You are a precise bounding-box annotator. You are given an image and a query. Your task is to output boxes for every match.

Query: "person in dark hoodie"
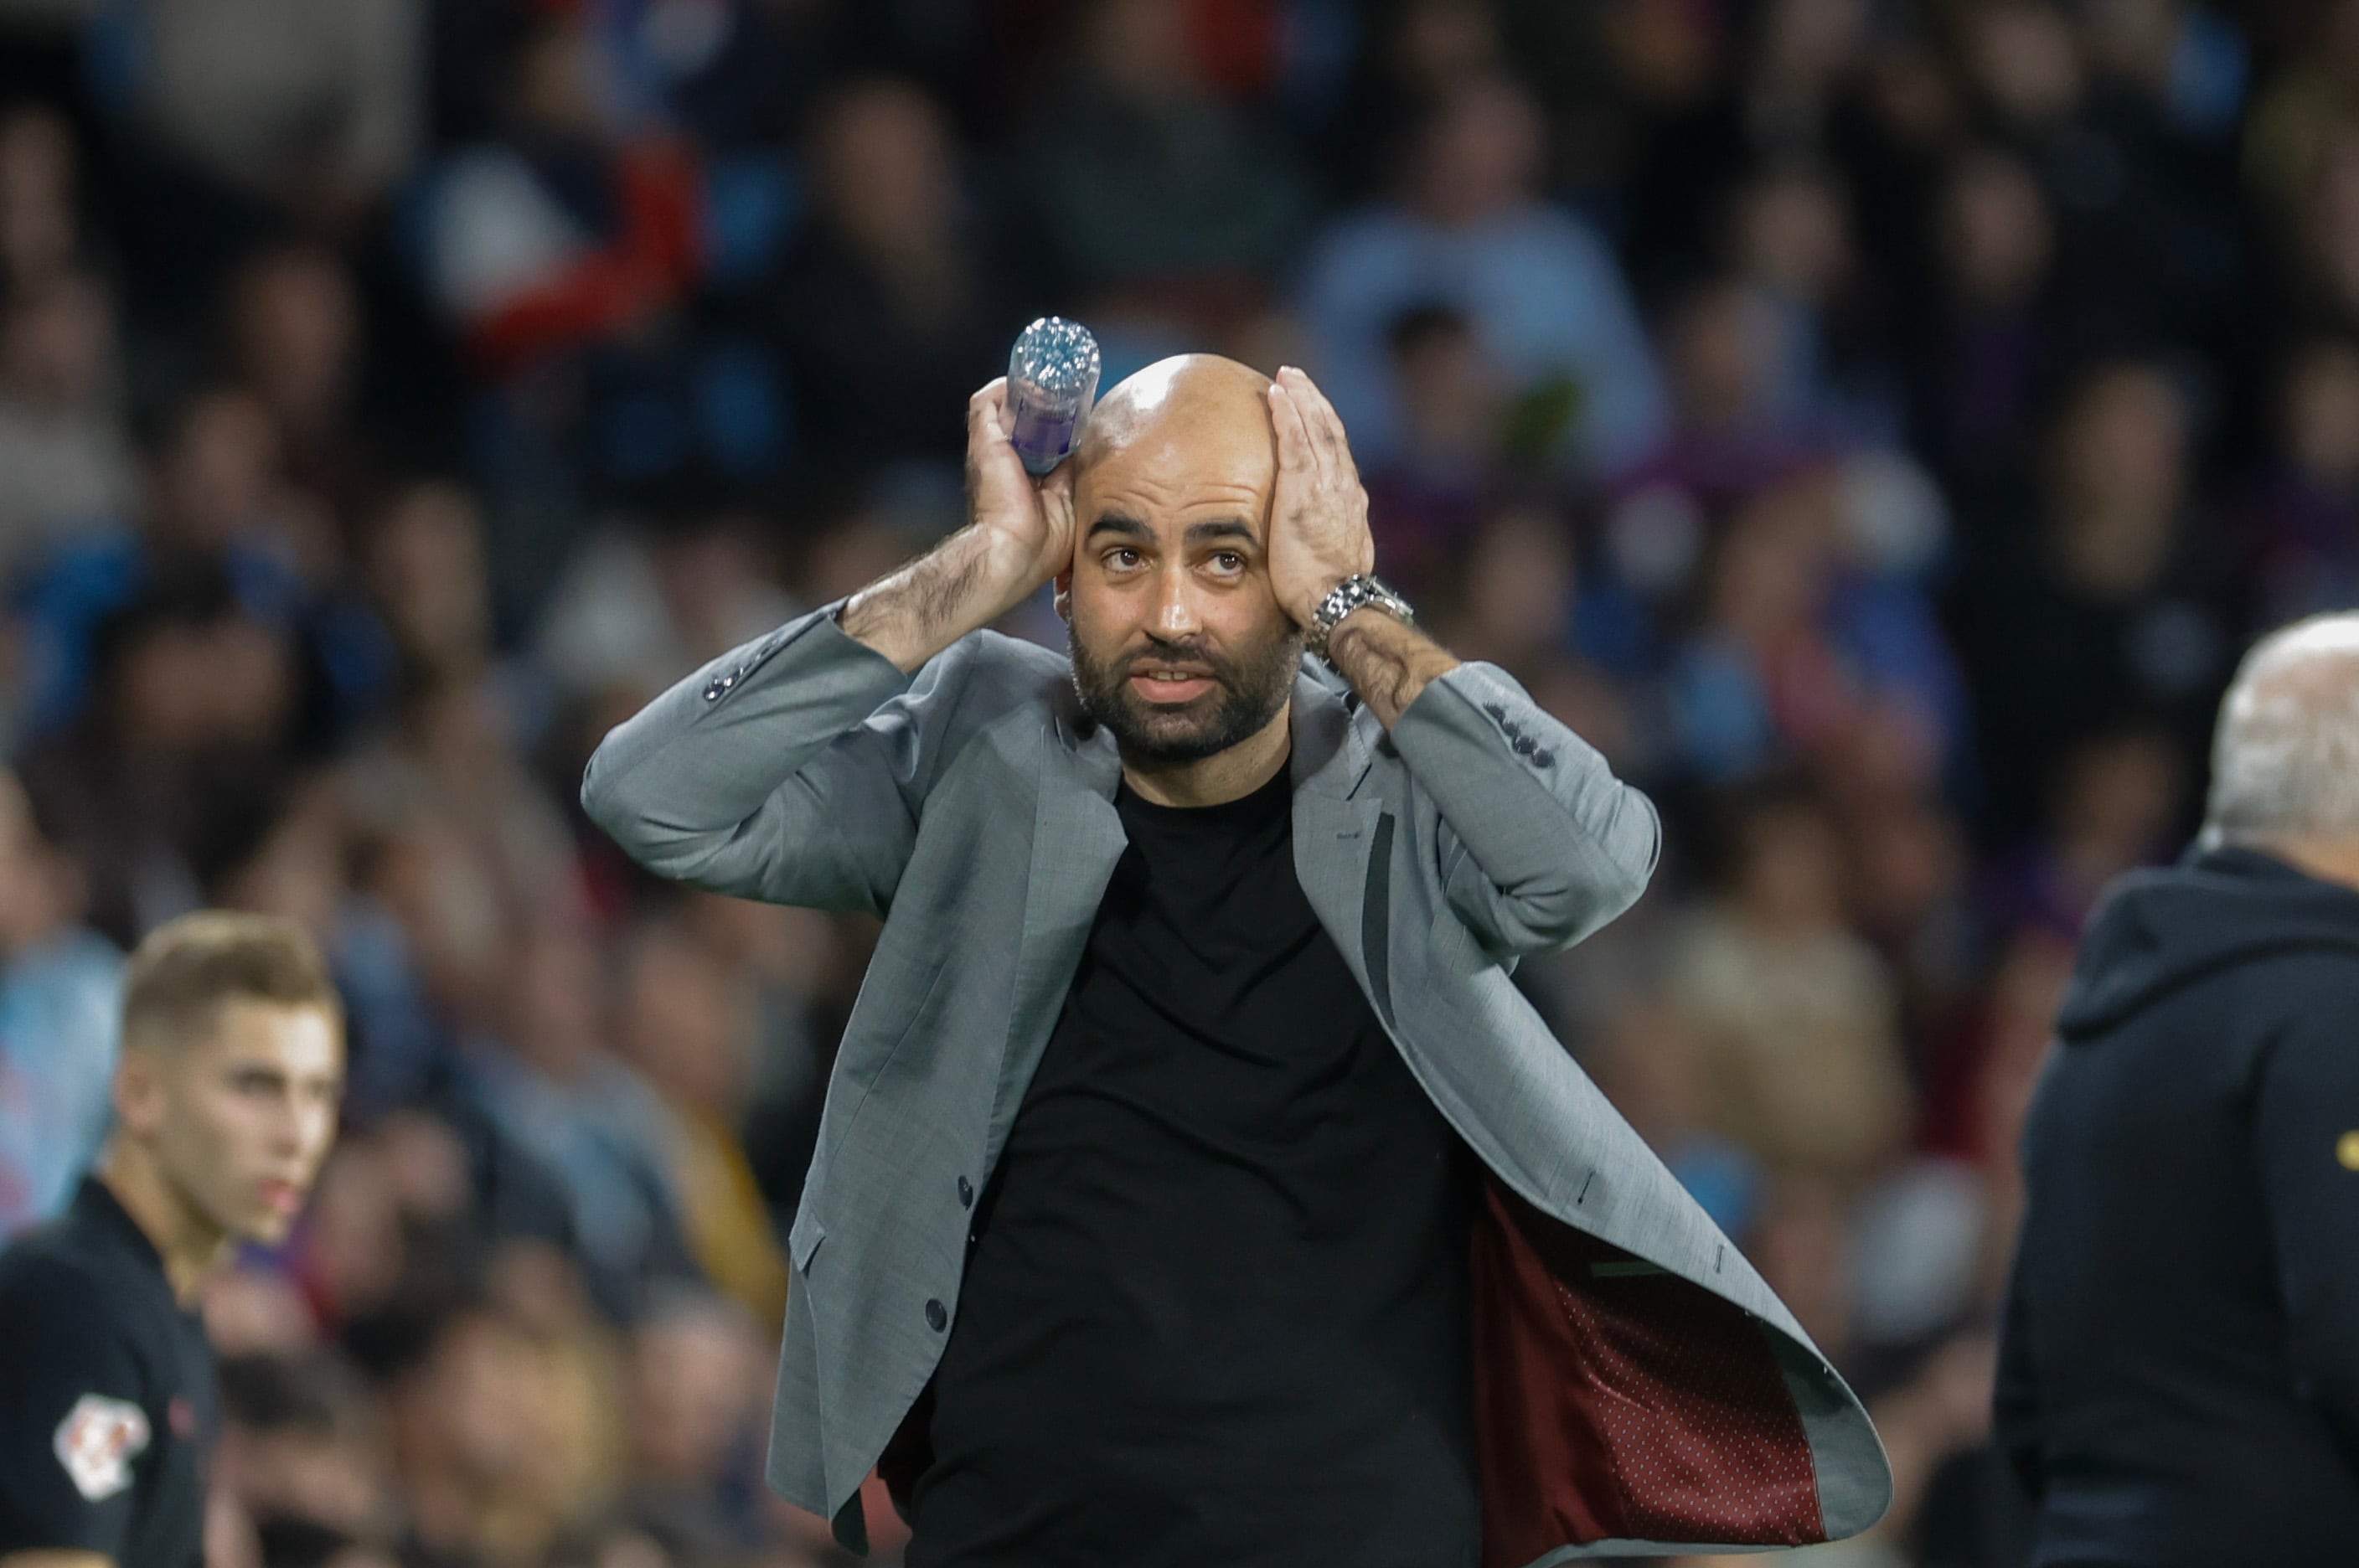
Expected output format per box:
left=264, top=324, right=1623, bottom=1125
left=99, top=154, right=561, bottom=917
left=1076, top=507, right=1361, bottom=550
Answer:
left=1997, top=611, right=2359, bottom=1565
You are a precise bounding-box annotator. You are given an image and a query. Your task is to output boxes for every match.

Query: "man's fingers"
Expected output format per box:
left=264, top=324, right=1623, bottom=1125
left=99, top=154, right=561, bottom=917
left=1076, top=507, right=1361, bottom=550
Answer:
left=1283, top=367, right=1355, bottom=481
left=1056, top=465, right=1090, bottom=580
left=1277, top=367, right=1342, bottom=485
left=968, top=378, right=1010, bottom=443
left=1272, top=375, right=1332, bottom=490
left=1269, top=381, right=1319, bottom=490
left=1285, top=364, right=1340, bottom=424
left=1041, top=459, right=1076, bottom=513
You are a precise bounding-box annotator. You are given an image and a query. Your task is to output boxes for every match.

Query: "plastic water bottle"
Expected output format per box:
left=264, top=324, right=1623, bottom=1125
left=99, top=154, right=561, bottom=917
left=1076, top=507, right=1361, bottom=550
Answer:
left=1005, top=317, right=1101, bottom=475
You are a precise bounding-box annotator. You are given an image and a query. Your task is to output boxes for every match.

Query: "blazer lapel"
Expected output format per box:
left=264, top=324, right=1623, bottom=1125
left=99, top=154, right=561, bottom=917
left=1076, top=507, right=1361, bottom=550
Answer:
left=982, top=708, right=1127, bottom=1173
left=1289, top=675, right=1390, bottom=1020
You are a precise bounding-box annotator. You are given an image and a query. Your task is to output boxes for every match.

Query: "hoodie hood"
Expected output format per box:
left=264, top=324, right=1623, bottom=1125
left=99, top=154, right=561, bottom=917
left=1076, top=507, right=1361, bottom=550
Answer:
left=2054, top=846, right=2359, bottom=1041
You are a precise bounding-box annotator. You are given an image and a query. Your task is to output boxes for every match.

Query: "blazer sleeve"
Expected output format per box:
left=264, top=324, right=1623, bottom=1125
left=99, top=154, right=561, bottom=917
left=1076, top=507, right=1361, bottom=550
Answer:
left=1385, top=661, right=1660, bottom=958
left=580, top=603, right=1014, bottom=915
left=2255, top=999, right=2359, bottom=1467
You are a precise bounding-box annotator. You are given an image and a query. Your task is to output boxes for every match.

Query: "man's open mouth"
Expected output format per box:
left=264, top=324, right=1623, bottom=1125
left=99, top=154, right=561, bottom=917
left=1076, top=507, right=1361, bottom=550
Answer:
left=1128, top=667, right=1218, bottom=703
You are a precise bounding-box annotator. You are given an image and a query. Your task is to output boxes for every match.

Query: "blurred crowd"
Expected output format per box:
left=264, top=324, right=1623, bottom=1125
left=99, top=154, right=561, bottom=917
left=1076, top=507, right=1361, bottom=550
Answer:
left=0, top=0, right=2346, bottom=1562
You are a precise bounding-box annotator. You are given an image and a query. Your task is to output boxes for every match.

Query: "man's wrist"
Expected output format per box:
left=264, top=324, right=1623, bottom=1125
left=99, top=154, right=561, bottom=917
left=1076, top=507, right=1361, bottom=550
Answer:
left=1323, top=607, right=1458, bottom=729
left=842, top=528, right=1041, bottom=672
left=1304, top=573, right=1413, bottom=657
left=1332, top=601, right=1403, bottom=642
left=1288, top=574, right=1350, bottom=632
left=972, top=527, right=1059, bottom=612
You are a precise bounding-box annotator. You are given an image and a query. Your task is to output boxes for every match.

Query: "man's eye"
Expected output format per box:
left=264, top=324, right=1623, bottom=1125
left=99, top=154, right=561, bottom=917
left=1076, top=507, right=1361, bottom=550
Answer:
left=1107, top=548, right=1141, bottom=569
left=1212, top=552, right=1245, bottom=572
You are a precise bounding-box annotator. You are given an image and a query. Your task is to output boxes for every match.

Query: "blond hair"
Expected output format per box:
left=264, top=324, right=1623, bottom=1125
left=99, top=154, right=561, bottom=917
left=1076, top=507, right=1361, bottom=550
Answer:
left=121, top=910, right=341, bottom=1050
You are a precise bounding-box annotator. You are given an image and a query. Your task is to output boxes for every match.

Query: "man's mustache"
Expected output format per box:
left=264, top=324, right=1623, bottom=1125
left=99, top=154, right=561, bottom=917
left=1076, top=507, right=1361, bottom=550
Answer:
left=1117, top=638, right=1230, bottom=683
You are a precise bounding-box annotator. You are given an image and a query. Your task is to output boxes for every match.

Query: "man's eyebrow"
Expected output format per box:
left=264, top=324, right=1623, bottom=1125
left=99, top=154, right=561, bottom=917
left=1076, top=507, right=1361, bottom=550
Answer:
left=1081, top=515, right=1259, bottom=547
left=1185, top=518, right=1258, bottom=547
left=1084, top=513, right=1150, bottom=542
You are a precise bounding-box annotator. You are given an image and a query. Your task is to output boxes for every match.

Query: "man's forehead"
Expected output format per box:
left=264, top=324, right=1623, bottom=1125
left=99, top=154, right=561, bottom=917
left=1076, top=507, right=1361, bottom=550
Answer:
left=1075, top=359, right=1276, bottom=524
left=198, top=998, right=347, bottom=1068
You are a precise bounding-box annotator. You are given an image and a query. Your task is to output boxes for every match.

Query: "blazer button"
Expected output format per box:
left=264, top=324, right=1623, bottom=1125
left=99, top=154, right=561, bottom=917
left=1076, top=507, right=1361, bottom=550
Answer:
left=925, top=1298, right=948, bottom=1331
left=957, top=1175, right=973, bottom=1208
left=702, top=678, right=727, bottom=701
left=1512, top=734, right=1536, bottom=756
left=1533, top=749, right=1555, bottom=767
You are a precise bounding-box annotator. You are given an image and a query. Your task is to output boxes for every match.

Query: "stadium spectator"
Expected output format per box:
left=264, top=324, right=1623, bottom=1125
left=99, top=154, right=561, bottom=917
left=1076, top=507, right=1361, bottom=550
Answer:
left=0, top=271, right=132, bottom=574
left=2243, top=336, right=2359, bottom=625
left=770, top=78, right=1022, bottom=472
left=1949, top=360, right=2237, bottom=846
left=614, top=920, right=786, bottom=1328
left=1300, top=74, right=1668, bottom=473
left=1020, top=0, right=1309, bottom=324
left=1669, top=780, right=1912, bottom=1185
left=0, top=105, right=85, bottom=293
left=0, top=761, right=120, bottom=1235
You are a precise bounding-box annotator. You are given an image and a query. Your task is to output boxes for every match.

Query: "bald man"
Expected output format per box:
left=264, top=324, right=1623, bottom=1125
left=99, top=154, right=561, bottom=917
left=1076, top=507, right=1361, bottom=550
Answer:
left=584, top=361, right=1889, bottom=1564
left=1998, top=613, right=2359, bottom=1565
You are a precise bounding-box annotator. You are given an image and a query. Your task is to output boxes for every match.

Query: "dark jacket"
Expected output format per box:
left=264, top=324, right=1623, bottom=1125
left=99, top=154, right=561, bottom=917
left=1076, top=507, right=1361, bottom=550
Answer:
left=1997, top=845, right=2359, bottom=1565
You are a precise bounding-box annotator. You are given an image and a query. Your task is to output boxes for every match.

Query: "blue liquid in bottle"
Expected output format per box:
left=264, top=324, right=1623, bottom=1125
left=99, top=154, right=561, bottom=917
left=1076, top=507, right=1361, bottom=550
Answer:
left=1006, top=317, right=1102, bottom=475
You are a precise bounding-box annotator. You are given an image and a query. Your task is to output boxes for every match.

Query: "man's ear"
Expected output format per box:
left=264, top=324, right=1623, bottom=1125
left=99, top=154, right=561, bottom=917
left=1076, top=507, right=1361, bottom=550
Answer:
left=1052, top=570, right=1072, bottom=623
left=112, top=1044, right=166, bottom=1140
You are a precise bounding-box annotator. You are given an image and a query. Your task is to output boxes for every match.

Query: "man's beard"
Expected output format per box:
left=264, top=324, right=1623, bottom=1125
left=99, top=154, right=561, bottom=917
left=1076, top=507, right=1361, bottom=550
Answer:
left=1068, top=619, right=1302, bottom=762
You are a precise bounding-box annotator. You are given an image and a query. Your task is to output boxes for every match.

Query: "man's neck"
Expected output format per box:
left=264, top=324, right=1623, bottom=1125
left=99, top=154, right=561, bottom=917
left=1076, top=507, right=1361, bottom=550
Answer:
left=1120, top=708, right=1292, bottom=808
left=97, top=1148, right=230, bottom=1306
left=2253, top=834, right=2359, bottom=895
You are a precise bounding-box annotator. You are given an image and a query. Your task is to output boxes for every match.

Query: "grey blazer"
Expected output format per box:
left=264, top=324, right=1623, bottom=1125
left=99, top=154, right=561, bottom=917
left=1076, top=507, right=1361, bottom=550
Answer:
left=581, top=604, right=1892, bottom=1561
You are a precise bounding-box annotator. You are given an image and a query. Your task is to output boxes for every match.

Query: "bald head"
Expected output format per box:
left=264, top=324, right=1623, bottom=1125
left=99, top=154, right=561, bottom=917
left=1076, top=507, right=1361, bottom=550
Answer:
left=1074, top=353, right=1275, bottom=482
left=2205, top=614, right=2359, bottom=854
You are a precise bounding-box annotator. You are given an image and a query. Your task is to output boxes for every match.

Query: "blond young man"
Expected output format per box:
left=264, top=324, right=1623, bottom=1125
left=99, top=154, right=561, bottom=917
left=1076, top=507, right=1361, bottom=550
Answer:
left=0, top=912, right=343, bottom=1568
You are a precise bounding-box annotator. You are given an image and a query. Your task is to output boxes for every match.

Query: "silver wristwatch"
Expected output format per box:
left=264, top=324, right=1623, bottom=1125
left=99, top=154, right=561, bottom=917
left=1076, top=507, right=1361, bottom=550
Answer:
left=1307, top=573, right=1415, bottom=658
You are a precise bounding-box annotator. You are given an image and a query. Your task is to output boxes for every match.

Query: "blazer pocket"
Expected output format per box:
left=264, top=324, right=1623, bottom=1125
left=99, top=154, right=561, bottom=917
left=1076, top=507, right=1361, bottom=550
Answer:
left=788, top=1204, right=827, bottom=1273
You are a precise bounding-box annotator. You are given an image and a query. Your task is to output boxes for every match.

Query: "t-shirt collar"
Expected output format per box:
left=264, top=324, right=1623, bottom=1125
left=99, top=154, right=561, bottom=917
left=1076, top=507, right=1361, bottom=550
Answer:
left=71, top=1173, right=170, bottom=1282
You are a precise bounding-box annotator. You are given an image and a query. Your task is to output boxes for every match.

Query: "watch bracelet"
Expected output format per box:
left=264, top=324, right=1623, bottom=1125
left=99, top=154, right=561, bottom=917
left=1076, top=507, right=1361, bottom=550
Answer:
left=1309, top=574, right=1413, bottom=657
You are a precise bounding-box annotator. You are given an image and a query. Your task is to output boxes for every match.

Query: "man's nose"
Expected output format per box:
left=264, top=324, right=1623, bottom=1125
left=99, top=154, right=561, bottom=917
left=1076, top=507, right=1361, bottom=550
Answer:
left=264, top=1098, right=307, bottom=1158
left=1153, top=566, right=1202, bottom=639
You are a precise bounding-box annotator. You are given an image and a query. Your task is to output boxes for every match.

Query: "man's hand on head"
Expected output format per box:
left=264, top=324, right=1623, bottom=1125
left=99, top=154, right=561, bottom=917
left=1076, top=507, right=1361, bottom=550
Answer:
left=1265, top=367, right=1376, bottom=628
left=964, top=377, right=1079, bottom=591
left=841, top=378, right=1077, bottom=673
left=1265, top=366, right=1459, bottom=726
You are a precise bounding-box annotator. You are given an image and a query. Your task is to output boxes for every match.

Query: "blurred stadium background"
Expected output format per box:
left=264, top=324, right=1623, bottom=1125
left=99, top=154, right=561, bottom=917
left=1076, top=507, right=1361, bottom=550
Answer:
left=0, top=0, right=2339, bottom=1561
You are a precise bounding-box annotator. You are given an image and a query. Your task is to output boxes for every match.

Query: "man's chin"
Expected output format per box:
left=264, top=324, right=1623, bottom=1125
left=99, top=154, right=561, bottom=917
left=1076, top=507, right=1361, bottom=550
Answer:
left=236, top=1212, right=295, bottom=1246
left=222, top=1197, right=302, bottom=1247
left=1107, top=701, right=1234, bottom=761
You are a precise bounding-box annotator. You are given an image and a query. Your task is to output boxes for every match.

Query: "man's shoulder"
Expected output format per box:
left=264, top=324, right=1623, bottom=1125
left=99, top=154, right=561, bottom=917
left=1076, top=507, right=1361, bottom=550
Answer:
left=955, top=628, right=1071, bottom=683
left=2246, top=945, right=2359, bottom=1035
left=0, top=1228, right=121, bottom=1334
left=924, top=629, right=1071, bottom=720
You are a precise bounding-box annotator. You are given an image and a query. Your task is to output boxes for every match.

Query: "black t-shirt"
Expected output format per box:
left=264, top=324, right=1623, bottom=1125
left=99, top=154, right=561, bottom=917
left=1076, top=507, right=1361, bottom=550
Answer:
left=0, top=1178, right=219, bottom=1568
left=909, top=765, right=1480, bottom=1567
